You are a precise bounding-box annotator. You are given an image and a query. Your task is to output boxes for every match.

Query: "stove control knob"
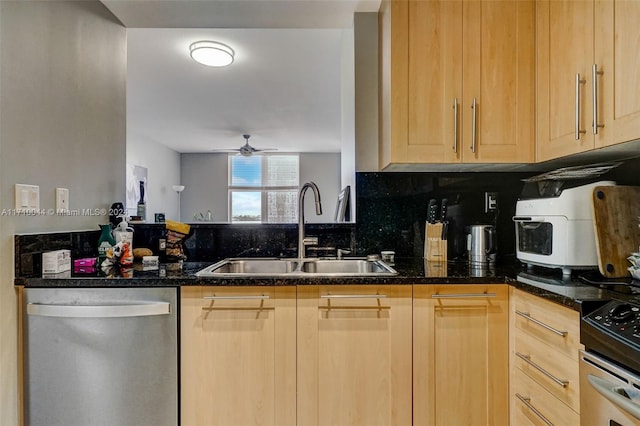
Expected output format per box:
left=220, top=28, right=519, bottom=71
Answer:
left=609, top=303, right=635, bottom=322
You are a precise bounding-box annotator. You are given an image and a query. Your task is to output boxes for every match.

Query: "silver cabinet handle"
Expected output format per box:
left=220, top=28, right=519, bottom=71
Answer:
left=592, top=64, right=604, bottom=135
left=515, top=394, right=554, bottom=426
left=432, top=293, right=496, bottom=299
left=575, top=73, right=586, bottom=140
left=588, top=374, right=640, bottom=420
left=453, top=97, right=459, bottom=153
left=515, top=352, right=569, bottom=387
left=27, top=302, right=170, bottom=318
left=470, top=97, right=477, bottom=153
left=203, top=295, right=270, bottom=300
left=321, top=294, right=387, bottom=299
left=515, top=310, right=568, bottom=337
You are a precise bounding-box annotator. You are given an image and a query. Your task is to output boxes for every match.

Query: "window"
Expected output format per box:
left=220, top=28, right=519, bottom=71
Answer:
left=229, top=154, right=299, bottom=223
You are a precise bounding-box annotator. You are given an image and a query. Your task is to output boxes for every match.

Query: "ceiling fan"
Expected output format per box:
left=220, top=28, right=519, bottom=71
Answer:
left=211, top=134, right=277, bottom=157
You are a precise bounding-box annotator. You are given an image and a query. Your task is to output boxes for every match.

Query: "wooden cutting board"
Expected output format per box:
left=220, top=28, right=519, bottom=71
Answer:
left=592, top=186, right=640, bottom=277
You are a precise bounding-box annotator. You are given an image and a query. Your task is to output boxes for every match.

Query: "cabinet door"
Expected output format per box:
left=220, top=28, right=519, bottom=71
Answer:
left=536, top=0, right=595, bottom=161
left=181, top=286, right=296, bottom=426
left=407, top=0, right=463, bottom=163
left=413, top=284, right=509, bottom=426
left=463, top=0, right=535, bottom=163
left=297, top=285, right=413, bottom=426
left=595, top=0, right=640, bottom=148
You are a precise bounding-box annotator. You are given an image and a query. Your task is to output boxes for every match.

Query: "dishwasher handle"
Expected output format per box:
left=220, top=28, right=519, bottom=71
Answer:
left=27, top=302, right=171, bottom=318
left=587, top=374, right=640, bottom=420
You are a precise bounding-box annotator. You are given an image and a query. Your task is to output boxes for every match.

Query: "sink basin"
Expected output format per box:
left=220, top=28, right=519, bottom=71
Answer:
left=195, top=257, right=398, bottom=277
left=300, top=259, right=395, bottom=274
left=196, top=258, right=297, bottom=276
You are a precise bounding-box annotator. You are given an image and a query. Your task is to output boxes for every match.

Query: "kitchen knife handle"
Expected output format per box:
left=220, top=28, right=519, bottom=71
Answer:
left=440, top=199, right=448, bottom=222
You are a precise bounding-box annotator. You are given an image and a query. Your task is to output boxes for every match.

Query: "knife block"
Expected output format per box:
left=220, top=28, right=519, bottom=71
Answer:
left=424, top=223, right=447, bottom=262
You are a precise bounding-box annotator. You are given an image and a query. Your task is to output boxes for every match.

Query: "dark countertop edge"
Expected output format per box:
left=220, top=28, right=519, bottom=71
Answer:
left=14, top=274, right=512, bottom=288
left=15, top=273, right=594, bottom=312
left=510, top=278, right=584, bottom=311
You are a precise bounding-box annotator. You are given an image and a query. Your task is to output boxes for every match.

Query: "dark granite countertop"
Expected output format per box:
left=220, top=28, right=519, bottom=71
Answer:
left=16, top=258, right=640, bottom=311
left=14, top=257, right=520, bottom=287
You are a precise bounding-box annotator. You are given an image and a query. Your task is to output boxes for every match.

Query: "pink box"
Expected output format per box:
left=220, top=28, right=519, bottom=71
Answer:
left=74, top=257, right=97, bottom=267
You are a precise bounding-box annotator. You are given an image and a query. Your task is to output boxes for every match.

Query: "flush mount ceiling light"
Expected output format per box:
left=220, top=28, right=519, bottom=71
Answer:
left=189, top=41, right=235, bottom=67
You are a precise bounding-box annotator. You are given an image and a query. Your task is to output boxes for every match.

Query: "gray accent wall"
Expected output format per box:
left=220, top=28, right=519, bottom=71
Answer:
left=180, top=153, right=341, bottom=223
left=0, top=2, right=126, bottom=422
left=354, top=12, right=379, bottom=173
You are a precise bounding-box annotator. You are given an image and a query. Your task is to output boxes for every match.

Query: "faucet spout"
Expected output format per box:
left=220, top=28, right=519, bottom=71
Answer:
left=298, top=181, right=322, bottom=260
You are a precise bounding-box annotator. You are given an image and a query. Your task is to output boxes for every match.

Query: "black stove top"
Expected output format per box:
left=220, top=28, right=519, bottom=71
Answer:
left=581, top=298, right=640, bottom=375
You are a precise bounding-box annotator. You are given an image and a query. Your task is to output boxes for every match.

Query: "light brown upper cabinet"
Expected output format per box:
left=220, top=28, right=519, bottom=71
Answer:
left=537, top=0, right=640, bottom=162
left=380, top=0, right=535, bottom=169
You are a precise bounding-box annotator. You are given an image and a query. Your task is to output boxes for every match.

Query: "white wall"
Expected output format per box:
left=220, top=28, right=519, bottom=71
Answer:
left=180, top=153, right=341, bottom=223
left=0, top=2, right=126, bottom=422
left=126, top=137, right=181, bottom=221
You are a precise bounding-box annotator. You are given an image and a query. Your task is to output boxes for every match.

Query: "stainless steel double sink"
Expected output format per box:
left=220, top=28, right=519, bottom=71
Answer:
left=195, top=257, right=398, bottom=277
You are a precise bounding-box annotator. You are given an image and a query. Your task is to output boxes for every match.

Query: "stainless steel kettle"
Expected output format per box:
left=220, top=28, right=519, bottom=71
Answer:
left=466, top=225, right=497, bottom=264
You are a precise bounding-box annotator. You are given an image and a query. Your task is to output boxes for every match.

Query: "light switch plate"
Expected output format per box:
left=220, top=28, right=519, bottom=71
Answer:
left=56, top=188, right=69, bottom=211
left=15, top=184, right=39, bottom=210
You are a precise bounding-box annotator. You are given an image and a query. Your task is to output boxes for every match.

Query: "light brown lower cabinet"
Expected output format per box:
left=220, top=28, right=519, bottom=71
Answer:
left=413, top=284, right=510, bottom=426
left=296, top=285, right=413, bottom=426
left=180, top=286, right=297, bottom=426
left=509, top=288, right=582, bottom=426
left=181, top=284, right=513, bottom=426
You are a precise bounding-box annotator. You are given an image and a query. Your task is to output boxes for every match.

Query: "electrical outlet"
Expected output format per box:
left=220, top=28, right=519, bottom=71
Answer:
left=15, top=184, right=39, bottom=210
left=56, top=188, right=69, bottom=211
left=485, top=192, right=498, bottom=212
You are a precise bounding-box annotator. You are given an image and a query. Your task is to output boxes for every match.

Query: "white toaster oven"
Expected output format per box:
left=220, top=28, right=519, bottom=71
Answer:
left=513, top=180, right=615, bottom=275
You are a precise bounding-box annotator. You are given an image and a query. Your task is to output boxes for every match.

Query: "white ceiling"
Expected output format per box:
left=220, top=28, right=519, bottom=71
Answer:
left=101, top=0, right=381, bottom=154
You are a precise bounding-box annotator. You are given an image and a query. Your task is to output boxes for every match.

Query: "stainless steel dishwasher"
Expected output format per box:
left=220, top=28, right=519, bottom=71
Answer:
left=23, top=287, right=178, bottom=426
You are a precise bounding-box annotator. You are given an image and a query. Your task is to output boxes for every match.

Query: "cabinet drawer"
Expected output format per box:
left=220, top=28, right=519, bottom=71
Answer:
left=514, top=333, right=580, bottom=412
left=513, top=290, right=581, bottom=358
left=512, top=368, right=580, bottom=426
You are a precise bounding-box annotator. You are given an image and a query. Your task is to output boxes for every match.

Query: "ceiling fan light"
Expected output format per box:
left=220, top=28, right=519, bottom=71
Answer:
left=189, top=41, right=234, bottom=67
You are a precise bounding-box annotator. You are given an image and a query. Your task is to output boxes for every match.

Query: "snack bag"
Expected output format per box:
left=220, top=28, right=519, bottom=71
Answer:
left=165, top=220, right=191, bottom=262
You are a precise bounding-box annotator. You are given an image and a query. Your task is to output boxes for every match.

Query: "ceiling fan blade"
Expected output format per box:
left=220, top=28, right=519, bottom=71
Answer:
left=210, top=148, right=241, bottom=153
left=209, top=134, right=279, bottom=156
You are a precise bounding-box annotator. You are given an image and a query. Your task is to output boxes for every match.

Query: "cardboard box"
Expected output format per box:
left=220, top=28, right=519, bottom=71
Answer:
left=42, top=249, right=71, bottom=274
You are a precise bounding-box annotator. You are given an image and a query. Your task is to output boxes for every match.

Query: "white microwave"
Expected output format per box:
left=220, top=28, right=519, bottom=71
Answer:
left=513, top=181, right=615, bottom=276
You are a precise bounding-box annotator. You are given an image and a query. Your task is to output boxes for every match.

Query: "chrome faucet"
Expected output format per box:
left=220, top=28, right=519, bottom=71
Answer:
left=298, top=181, right=322, bottom=260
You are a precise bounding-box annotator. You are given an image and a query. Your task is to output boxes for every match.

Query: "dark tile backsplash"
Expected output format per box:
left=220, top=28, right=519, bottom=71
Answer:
left=15, top=157, right=640, bottom=277
left=355, top=172, right=534, bottom=260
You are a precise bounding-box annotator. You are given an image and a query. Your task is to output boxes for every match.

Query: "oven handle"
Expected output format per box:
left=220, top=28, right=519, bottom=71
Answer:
left=587, top=374, right=640, bottom=420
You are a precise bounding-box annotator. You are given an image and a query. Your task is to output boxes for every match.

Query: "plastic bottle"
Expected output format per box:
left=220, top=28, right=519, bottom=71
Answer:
left=98, top=224, right=116, bottom=263
left=113, top=218, right=134, bottom=266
